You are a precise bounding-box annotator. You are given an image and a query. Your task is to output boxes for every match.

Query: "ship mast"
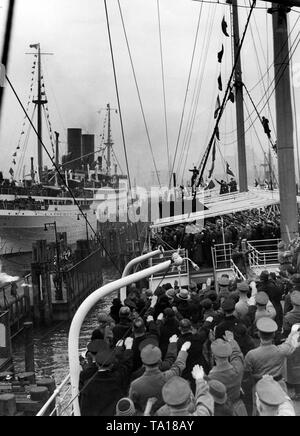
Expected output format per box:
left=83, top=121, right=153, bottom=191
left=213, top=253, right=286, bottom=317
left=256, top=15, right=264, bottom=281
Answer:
left=230, top=0, right=248, bottom=193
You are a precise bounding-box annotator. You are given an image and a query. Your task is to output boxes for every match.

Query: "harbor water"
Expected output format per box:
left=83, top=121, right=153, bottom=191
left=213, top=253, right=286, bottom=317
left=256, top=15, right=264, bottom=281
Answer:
left=10, top=264, right=120, bottom=387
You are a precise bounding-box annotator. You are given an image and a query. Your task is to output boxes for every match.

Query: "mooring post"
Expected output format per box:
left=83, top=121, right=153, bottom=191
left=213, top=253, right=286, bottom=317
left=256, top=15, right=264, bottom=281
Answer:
left=24, top=322, right=35, bottom=374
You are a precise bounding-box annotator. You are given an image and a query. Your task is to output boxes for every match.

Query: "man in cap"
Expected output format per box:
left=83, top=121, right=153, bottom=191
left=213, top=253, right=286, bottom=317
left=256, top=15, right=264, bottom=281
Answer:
left=257, top=270, right=283, bottom=332
left=177, top=318, right=213, bottom=389
left=79, top=339, right=109, bottom=392
left=208, top=331, right=247, bottom=415
left=218, top=276, right=230, bottom=302
left=244, top=317, right=300, bottom=404
left=129, top=338, right=191, bottom=413
left=91, top=311, right=114, bottom=346
left=160, top=365, right=214, bottom=416
left=234, top=281, right=250, bottom=321
left=283, top=291, right=300, bottom=400
left=208, top=380, right=234, bottom=416
left=79, top=337, right=134, bottom=416
left=112, top=306, right=132, bottom=346
left=255, top=375, right=295, bottom=416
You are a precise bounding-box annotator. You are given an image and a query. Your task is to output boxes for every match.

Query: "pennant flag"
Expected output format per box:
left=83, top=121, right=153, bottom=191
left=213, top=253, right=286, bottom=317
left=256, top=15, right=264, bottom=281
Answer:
left=221, top=16, right=229, bottom=37
left=13, top=160, right=16, bottom=165
left=30, top=43, right=39, bottom=49
left=9, top=168, right=14, bottom=176
left=17, top=146, right=20, bottom=150
left=218, top=44, right=224, bottom=63
left=216, top=126, right=220, bottom=141
left=218, top=74, right=223, bottom=92
left=208, top=140, right=216, bottom=179
left=13, top=152, right=17, bottom=157
left=226, top=162, right=235, bottom=177
left=214, top=96, right=221, bottom=119
left=229, top=88, right=235, bottom=103
left=205, top=179, right=216, bottom=191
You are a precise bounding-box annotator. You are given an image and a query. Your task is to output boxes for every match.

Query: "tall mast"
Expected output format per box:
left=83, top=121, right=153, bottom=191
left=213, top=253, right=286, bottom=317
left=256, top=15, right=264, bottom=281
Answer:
left=105, top=103, right=113, bottom=176
left=230, top=0, right=248, bottom=192
left=31, top=43, right=48, bottom=182
left=269, top=4, right=298, bottom=241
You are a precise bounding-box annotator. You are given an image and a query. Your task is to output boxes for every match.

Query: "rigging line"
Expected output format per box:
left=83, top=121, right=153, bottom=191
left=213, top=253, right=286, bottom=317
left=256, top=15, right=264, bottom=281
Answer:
left=42, top=105, right=55, bottom=158
left=16, top=106, right=37, bottom=179
left=197, top=0, right=257, bottom=188
left=117, top=0, right=161, bottom=189
left=157, top=0, right=170, bottom=181
left=224, top=13, right=300, bottom=136
left=111, top=148, right=124, bottom=175
left=244, top=97, right=278, bottom=186
left=168, top=5, right=203, bottom=189
left=243, top=83, right=277, bottom=154
left=223, top=26, right=300, bottom=147
left=0, top=0, right=16, bottom=119
left=179, top=1, right=217, bottom=182
left=291, top=55, right=300, bottom=185
left=104, top=0, right=140, bottom=249
left=248, top=4, right=276, bottom=135
left=175, top=0, right=207, bottom=176
left=6, top=75, right=123, bottom=275
left=59, top=264, right=172, bottom=415
left=103, top=0, right=133, bottom=196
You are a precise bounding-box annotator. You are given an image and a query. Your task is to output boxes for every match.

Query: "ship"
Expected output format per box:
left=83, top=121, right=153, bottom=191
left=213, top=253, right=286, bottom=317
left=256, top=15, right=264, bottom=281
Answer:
left=0, top=43, right=128, bottom=255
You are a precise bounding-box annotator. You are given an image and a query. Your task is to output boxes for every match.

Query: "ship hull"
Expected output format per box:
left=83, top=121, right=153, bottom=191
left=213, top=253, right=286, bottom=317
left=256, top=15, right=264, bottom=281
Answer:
left=0, top=210, right=97, bottom=254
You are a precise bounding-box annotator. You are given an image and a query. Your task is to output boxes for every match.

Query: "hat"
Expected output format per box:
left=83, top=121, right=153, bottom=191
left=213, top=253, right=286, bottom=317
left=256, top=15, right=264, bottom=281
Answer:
left=255, top=292, right=269, bottom=306
left=260, top=271, right=269, bottom=281
left=200, top=298, right=213, bottom=310
left=211, top=339, right=232, bottom=357
left=221, top=298, right=236, bottom=312
left=97, top=312, right=110, bottom=323
left=119, top=306, right=131, bottom=317
left=208, top=380, right=227, bottom=405
left=139, top=336, right=159, bottom=352
left=87, top=339, right=108, bottom=354
left=179, top=319, right=192, bottom=331
left=291, top=274, right=300, bottom=285
left=177, top=289, right=191, bottom=301
left=237, top=281, right=250, bottom=293
left=116, top=398, right=136, bottom=416
left=164, top=308, right=175, bottom=318
left=145, top=289, right=153, bottom=297
left=218, top=277, right=230, bottom=287
left=124, top=298, right=137, bottom=310
left=95, top=348, right=115, bottom=366
left=256, top=317, right=278, bottom=333
left=162, top=376, right=191, bottom=406
left=166, top=289, right=176, bottom=300
left=133, top=318, right=146, bottom=334
left=291, top=291, right=300, bottom=306
left=189, top=282, right=197, bottom=290
left=140, top=344, right=162, bottom=365
left=256, top=377, right=287, bottom=406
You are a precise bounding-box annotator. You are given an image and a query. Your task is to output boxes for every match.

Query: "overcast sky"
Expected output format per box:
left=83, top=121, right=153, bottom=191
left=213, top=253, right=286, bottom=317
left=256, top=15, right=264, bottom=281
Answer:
left=0, top=0, right=300, bottom=187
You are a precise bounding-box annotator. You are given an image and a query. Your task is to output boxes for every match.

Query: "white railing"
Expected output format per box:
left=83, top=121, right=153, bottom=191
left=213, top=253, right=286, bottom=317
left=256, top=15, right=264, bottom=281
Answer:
left=230, top=259, right=246, bottom=281
left=247, top=240, right=279, bottom=268
left=36, top=374, right=71, bottom=417
left=212, top=243, right=233, bottom=271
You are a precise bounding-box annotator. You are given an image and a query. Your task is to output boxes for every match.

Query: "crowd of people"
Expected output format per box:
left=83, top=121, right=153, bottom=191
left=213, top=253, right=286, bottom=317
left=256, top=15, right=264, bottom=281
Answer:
left=152, top=208, right=281, bottom=268
left=78, top=268, right=300, bottom=416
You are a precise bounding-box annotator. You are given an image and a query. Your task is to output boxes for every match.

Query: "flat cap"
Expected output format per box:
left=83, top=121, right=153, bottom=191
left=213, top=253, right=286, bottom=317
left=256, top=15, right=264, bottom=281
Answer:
left=208, top=380, right=227, bottom=405
left=97, top=312, right=110, bottom=323
left=162, top=376, right=191, bottom=406
left=256, top=317, right=278, bottom=333
left=95, top=348, right=115, bottom=366
left=221, top=298, right=236, bottom=312
left=255, top=292, right=269, bottom=306
left=179, top=319, right=192, bottom=331
left=256, top=377, right=287, bottom=406
left=211, top=339, right=232, bottom=357
left=140, top=344, right=162, bottom=365
left=119, top=306, right=131, bottom=317
left=260, top=270, right=269, bottom=281
left=218, top=277, right=230, bottom=287
left=291, top=291, right=300, bottom=306
left=87, top=339, right=108, bottom=354
left=139, top=336, right=159, bottom=352
left=237, top=281, right=250, bottom=293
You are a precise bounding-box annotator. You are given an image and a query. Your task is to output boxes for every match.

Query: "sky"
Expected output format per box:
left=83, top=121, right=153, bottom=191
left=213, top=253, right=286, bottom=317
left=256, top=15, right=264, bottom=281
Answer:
left=0, top=0, right=300, bottom=187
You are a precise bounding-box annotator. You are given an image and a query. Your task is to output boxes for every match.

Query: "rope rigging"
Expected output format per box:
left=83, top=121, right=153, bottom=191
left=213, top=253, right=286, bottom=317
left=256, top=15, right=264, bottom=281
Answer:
left=195, top=0, right=257, bottom=191
left=168, top=5, right=203, bottom=189
left=116, top=0, right=161, bottom=189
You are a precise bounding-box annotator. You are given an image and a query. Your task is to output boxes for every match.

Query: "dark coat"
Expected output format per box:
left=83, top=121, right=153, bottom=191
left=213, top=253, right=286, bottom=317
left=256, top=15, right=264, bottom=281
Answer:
left=112, top=317, right=132, bottom=346
left=79, top=350, right=133, bottom=416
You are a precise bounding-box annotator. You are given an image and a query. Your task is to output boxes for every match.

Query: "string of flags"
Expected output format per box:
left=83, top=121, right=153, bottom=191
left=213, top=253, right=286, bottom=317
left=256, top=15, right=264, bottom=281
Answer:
left=11, top=59, right=38, bottom=178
